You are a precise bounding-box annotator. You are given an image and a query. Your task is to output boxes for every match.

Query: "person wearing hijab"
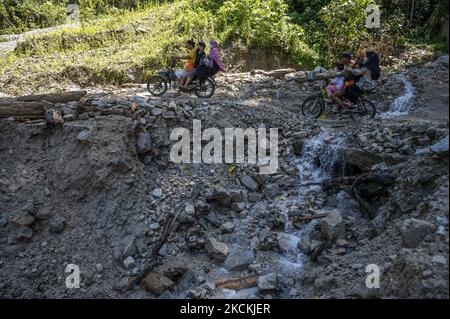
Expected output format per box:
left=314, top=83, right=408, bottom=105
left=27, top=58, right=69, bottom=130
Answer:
left=208, top=40, right=224, bottom=75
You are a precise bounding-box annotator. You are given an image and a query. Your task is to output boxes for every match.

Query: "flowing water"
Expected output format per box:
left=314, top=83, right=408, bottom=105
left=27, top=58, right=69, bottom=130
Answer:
left=276, top=131, right=346, bottom=276
left=382, top=74, right=415, bottom=117
left=164, top=130, right=349, bottom=299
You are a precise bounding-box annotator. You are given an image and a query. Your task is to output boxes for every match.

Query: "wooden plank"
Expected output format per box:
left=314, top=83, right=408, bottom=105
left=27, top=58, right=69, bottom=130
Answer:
left=215, top=275, right=258, bottom=290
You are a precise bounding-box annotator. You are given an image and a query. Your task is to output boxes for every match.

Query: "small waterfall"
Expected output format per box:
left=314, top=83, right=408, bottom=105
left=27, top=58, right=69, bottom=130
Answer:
left=298, top=131, right=346, bottom=188
left=277, top=131, right=346, bottom=275
left=382, top=74, right=415, bottom=117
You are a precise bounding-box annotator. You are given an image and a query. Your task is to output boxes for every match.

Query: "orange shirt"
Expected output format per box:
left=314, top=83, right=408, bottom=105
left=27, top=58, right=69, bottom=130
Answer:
left=184, top=49, right=196, bottom=71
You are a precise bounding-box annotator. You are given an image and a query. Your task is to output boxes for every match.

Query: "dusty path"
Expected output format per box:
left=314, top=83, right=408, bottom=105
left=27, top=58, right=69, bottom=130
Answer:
left=0, top=23, right=79, bottom=57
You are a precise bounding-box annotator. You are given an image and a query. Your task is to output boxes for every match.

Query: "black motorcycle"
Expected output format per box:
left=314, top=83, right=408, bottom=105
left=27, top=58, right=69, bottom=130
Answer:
left=146, top=60, right=215, bottom=98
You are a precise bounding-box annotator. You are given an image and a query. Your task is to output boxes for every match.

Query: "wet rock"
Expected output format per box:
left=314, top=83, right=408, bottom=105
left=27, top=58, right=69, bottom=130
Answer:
left=205, top=238, right=229, bottom=262
left=11, top=211, right=35, bottom=226
left=257, top=273, right=278, bottom=291
left=430, top=135, right=449, bottom=156
left=224, top=247, right=255, bottom=271
left=140, top=271, right=174, bottom=295
left=136, top=130, right=152, bottom=154
left=240, top=175, right=259, bottom=192
left=123, top=256, right=136, bottom=270
left=321, top=212, right=345, bottom=241
left=76, top=130, right=91, bottom=142
left=397, top=218, right=435, bottom=248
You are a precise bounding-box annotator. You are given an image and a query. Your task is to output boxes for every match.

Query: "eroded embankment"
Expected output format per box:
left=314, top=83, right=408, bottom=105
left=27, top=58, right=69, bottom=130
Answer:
left=0, top=58, right=449, bottom=298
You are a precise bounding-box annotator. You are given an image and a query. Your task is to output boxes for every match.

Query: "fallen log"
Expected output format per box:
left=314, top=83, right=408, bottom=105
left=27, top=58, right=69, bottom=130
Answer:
left=251, top=68, right=296, bottom=78
left=285, top=70, right=339, bottom=83
left=16, top=90, right=87, bottom=103
left=120, top=209, right=182, bottom=293
left=0, top=100, right=45, bottom=118
left=215, top=275, right=258, bottom=290
left=289, top=213, right=329, bottom=222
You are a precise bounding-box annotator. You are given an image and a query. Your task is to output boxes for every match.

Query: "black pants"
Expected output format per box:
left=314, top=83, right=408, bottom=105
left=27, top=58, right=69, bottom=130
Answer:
left=197, top=65, right=209, bottom=81
left=197, top=63, right=219, bottom=82
left=344, top=84, right=362, bottom=103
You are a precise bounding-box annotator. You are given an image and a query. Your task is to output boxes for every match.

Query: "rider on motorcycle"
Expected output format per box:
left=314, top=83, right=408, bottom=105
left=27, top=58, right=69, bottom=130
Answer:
left=174, top=40, right=197, bottom=91
left=180, top=41, right=206, bottom=90
left=340, top=51, right=380, bottom=105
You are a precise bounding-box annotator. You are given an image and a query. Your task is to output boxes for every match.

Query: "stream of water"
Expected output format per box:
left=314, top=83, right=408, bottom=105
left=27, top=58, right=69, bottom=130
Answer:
left=381, top=74, right=415, bottom=117
left=276, top=131, right=346, bottom=276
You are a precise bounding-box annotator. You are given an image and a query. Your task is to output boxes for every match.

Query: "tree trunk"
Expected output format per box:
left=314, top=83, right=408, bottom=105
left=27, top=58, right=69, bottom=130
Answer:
left=0, top=100, right=44, bottom=118
left=251, top=68, right=297, bottom=78
left=16, top=90, right=87, bottom=103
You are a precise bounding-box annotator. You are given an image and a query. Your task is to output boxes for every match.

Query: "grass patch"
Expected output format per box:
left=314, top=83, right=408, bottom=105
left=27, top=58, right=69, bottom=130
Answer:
left=0, top=0, right=317, bottom=95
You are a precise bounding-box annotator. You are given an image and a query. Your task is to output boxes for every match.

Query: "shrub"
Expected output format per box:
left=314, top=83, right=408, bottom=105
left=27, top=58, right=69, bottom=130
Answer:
left=215, top=0, right=318, bottom=66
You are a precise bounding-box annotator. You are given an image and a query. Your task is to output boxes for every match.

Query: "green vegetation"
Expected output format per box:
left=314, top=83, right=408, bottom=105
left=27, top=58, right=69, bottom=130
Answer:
left=0, top=0, right=447, bottom=95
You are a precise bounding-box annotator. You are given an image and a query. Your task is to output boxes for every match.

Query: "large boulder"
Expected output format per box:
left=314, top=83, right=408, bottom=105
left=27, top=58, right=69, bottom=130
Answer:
left=205, top=238, right=229, bottom=262
left=257, top=273, right=278, bottom=291
left=320, top=212, right=345, bottom=241
left=136, top=130, right=152, bottom=154
left=224, top=247, right=255, bottom=271
left=140, top=271, right=175, bottom=295
left=344, top=148, right=403, bottom=168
